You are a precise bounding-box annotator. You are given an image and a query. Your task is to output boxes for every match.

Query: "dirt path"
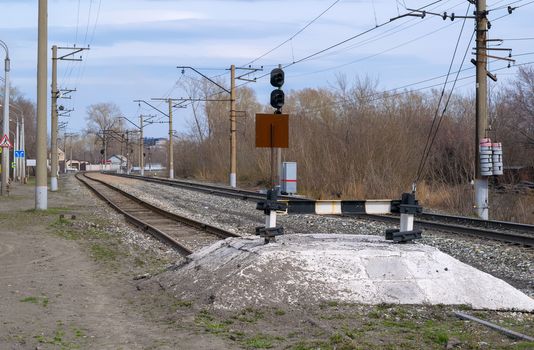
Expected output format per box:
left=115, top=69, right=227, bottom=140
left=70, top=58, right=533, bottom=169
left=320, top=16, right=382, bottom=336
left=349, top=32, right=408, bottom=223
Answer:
left=0, top=175, right=229, bottom=349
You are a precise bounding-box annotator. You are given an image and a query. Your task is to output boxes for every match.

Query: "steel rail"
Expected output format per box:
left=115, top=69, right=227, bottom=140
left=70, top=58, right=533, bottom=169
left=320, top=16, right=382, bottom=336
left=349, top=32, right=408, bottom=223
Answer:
left=76, top=173, right=239, bottom=255
left=418, top=212, right=534, bottom=234
left=97, top=172, right=533, bottom=246
left=103, top=172, right=308, bottom=202
left=360, top=214, right=534, bottom=247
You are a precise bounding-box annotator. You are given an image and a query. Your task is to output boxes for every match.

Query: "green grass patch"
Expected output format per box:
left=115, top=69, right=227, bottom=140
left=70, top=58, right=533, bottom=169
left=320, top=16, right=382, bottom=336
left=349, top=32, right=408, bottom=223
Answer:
left=244, top=334, right=277, bottom=349
left=90, top=244, right=118, bottom=262
left=195, top=310, right=231, bottom=335
left=26, top=207, right=71, bottom=216
left=274, top=309, right=285, bottom=316
left=234, top=307, right=264, bottom=323
left=20, top=295, right=49, bottom=307
left=33, top=321, right=83, bottom=349
left=173, top=300, right=193, bottom=308
left=319, top=300, right=340, bottom=309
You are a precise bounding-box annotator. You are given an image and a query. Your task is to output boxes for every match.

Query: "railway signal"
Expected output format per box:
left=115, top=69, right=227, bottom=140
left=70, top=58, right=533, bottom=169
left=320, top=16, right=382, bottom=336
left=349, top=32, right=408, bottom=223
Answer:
left=270, top=68, right=285, bottom=113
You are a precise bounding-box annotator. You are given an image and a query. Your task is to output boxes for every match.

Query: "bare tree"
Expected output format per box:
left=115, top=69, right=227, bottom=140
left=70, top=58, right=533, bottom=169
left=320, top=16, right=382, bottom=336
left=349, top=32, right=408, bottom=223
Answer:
left=85, top=102, right=125, bottom=161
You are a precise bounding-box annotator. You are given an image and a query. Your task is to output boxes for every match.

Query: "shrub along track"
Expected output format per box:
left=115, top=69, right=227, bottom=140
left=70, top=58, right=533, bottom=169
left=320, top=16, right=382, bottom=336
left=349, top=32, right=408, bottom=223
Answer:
left=76, top=172, right=239, bottom=255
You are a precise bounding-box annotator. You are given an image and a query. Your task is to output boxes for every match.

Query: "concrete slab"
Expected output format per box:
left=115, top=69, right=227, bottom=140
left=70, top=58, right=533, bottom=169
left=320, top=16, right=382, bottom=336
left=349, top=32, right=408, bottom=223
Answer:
left=161, top=234, right=534, bottom=311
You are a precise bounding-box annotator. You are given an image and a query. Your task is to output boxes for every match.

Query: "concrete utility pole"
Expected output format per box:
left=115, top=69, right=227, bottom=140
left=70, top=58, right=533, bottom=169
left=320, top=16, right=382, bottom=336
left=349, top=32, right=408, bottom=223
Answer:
left=21, top=116, right=25, bottom=181
left=168, top=99, right=174, bottom=179
left=15, top=117, right=19, bottom=181
left=144, top=98, right=181, bottom=179
left=35, top=0, right=48, bottom=209
left=0, top=40, right=10, bottom=196
left=50, top=45, right=87, bottom=190
left=230, top=65, right=237, bottom=188
left=475, top=0, right=489, bottom=220
left=50, top=45, right=58, bottom=191
left=178, top=65, right=261, bottom=187
left=139, top=115, right=144, bottom=176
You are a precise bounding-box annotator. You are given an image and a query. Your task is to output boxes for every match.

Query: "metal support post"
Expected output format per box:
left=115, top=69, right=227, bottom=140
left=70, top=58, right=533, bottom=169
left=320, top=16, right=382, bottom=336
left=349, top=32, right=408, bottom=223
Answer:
left=50, top=45, right=58, bottom=190
left=255, top=189, right=286, bottom=244
left=385, top=193, right=422, bottom=243
left=168, top=100, right=174, bottom=179
left=35, top=0, right=48, bottom=209
left=474, top=0, right=489, bottom=220
left=230, top=64, right=237, bottom=188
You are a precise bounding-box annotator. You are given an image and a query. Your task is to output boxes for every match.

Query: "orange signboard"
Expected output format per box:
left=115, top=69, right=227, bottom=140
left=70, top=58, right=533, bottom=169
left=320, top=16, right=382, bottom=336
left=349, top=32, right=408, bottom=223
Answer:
left=255, top=113, right=289, bottom=148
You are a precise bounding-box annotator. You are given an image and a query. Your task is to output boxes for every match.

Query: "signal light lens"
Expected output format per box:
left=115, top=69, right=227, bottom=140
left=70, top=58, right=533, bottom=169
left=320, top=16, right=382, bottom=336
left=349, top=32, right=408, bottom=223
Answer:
left=270, top=68, right=284, bottom=88
left=270, top=89, right=285, bottom=110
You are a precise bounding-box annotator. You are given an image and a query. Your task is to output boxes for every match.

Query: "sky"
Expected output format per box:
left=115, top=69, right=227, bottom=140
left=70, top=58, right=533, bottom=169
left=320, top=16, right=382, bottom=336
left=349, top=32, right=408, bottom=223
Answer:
left=0, top=0, right=533, bottom=137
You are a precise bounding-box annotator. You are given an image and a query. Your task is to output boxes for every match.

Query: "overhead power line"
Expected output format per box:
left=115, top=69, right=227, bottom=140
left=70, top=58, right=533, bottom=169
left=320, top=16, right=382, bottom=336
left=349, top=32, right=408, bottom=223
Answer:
left=415, top=4, right=473, bottom=183
left=224, top=0, right=446, bottom=94
left=244, top=0, right=342, bottom=66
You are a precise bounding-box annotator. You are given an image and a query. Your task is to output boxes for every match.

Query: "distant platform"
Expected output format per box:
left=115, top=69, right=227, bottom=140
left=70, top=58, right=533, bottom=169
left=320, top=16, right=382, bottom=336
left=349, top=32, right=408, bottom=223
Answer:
left=159, top=234, right=534, bottom=312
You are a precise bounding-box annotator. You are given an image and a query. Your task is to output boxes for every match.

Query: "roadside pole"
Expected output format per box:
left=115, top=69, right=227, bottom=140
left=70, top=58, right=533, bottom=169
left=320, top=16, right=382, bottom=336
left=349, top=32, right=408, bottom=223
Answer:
left=168, top=100, right=174, bottom=179
left=50, top=45, right=58, bottom=191
left=35, top=0, right=48, bottom=210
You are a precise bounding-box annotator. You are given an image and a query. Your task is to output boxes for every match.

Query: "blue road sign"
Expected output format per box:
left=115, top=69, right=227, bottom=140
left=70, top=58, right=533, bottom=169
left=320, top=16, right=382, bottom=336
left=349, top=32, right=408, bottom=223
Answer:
left=14, top=150, right=25, bottom=158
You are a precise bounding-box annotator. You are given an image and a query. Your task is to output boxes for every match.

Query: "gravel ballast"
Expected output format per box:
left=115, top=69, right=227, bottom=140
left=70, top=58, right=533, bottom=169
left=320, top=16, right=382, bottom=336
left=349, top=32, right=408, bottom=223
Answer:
left=90, top=173, right=534, bottom=298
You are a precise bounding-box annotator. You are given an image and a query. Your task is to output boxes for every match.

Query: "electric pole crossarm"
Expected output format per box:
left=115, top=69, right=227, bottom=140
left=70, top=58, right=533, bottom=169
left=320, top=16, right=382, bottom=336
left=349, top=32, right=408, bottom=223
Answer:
left=119, top=117, right=141, bottom=130
left=59, top=88, right=77, bottom=99
left=57, top=47, right=90, bottom=61
left=236, top=66, right=263, bottom=81
left=173, top=98, right=232, bottom=102
left=134, top=99, right=169, bottom=117
left=406, top=8, right=475, bottom=20
left=472, top=53, right=515, bottom=62
left=177, top=66, right=230, bottom=94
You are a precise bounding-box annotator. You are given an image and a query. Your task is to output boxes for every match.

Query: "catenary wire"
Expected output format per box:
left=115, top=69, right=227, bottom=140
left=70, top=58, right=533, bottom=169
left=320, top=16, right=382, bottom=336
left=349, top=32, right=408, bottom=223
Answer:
left=415, top=4, right=473, bottom=182
left=244, top=0, right=342, bottom=66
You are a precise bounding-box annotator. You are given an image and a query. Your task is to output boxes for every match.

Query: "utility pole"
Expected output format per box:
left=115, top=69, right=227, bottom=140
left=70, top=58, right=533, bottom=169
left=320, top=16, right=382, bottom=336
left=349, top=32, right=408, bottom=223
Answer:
left=144, top=98, right=184, bottom=179
left=50, top=45, right=88, bottom=190
left=178, top=65, right=261, bottom=187
left=230, top=64, right=237, bottom=188
left=139, top=115, right=144, bottom=176
left=0, top=40, right=10, bottom=196
left=135, top=99, right=172, bottom=175
left=474, top=0, right=489, bottom=220
left=35, top=0, right=48, bottom=209
left=21, top=116, right=25, bottom=182
left=50, top=45, right=58, bottom=191
left=168, top=100, right=174, bottom=179
left=404, top=4, right=516, bottom=219
left=14, top=117, right=19, bottom=181
left=125, top=131, right=130, bottom=174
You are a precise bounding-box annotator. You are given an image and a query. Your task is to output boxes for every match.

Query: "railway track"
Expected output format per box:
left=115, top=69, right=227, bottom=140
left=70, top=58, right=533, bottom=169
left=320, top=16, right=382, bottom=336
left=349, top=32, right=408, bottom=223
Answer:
left=103, top=172, right=308, bottom=202
left=99, top=172, right=534, bottom=247
left=76, top=172, right=239, bottom=255
left=358, top=214, right=534, bottom=247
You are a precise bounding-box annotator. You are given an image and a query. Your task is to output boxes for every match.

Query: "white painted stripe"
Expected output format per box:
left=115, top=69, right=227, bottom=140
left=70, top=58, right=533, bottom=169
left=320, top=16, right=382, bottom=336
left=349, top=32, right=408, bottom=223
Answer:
left=364, top=200, right=392, bottom=214
left=315, top=201, right=342, bottom=215
left=35, top=186, right=48, bottom=210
